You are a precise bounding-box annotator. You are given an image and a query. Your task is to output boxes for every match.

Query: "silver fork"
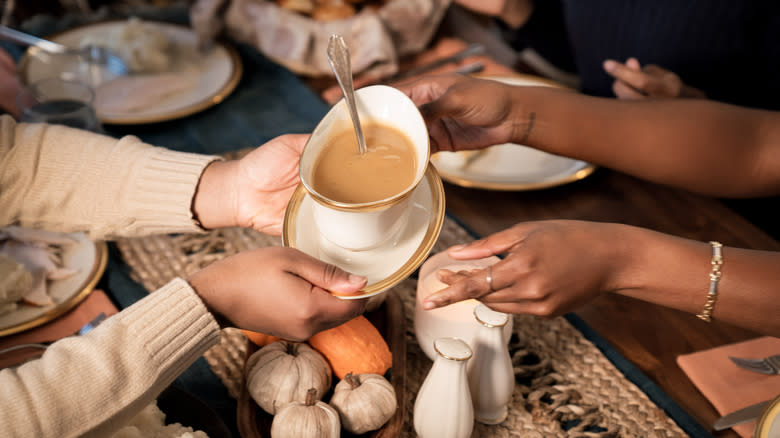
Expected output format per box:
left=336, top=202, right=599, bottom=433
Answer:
left=0, top=312, right=107, bottom=356
left=729, top=354, right=780, bottom=375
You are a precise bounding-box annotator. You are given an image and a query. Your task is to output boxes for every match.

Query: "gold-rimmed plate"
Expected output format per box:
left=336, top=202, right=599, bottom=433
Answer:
left=430, top=74, right=596, bottom=191
left=0, top=232, right=107, bottom=337
left=19, top=20, right=242, bottom=125
left=754, top=394, right=780, bottom=438
left=282, top=164, right=445, bottom=299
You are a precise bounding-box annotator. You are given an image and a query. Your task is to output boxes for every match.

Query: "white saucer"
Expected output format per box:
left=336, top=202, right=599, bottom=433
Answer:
left=282, top=164, right=445, bottom=299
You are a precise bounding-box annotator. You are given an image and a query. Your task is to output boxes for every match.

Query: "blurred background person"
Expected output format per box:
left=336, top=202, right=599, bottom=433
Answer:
left=452, top=0, right=780, bottom=109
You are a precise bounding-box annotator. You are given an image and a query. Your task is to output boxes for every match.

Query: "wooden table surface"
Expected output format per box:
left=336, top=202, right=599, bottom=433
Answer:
left=441, top=166, right=779, bottom=437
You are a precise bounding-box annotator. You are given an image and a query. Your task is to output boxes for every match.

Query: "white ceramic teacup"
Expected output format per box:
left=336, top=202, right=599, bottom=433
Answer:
left=299, top=85, right=430, bottom=251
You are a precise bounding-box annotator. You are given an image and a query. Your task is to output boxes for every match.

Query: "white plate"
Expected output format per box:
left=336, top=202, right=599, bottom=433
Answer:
left=283, top=165, right=445, bottom=299
left=756, top=395, right=780, bottom=438
left=19, top=20, right=242, bottom=125
left=430, top=74, right=596, bottom=191
left=0, top=233, right=107, bottom=337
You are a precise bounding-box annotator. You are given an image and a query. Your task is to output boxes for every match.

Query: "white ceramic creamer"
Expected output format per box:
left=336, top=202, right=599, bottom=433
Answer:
left=467, top=303, right=514, bottom=424
left=413, top=337, right=474, bottom=438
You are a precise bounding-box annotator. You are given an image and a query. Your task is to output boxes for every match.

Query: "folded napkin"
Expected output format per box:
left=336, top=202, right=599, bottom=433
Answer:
left=0, top=289, right=118, bottom=369
left=677, top=336, right=780, bottom=437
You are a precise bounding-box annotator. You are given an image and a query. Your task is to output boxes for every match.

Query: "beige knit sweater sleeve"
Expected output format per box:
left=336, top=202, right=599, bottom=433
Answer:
left=0, top=279, right=221, bottom=437
left=0, top=116, right=225, bottom=436
left=0, top=115, right=220, bottom=239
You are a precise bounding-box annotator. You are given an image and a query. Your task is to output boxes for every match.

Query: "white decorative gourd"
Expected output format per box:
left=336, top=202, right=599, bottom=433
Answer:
left=467, top=303, right=514, bottom=424
left=246, top=341, right=332, bottom=415
left=270, top=388, right=341, bottom=438
left=329, top=372, right=396, bottom=434
left=413, top=337, right=474, bottom=438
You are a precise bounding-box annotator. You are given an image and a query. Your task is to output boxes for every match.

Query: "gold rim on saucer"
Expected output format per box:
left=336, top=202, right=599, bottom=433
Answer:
left=282, top=164, right=445, bottom=299
left=473, top=72, right=576, bottom=90
left=754, top=395, right=780, bottom=438
left=430, top=73, right=597, bottom=191
left=18, top=20, right=243, bottom=125
left=0, top=239, right=107, bottom=337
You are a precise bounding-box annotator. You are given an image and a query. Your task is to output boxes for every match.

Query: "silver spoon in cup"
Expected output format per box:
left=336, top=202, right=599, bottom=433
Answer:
left=326, top=34, right=367, bottom=156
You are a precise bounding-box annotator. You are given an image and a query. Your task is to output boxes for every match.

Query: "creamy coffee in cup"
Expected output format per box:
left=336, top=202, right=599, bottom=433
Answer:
left=300, top=85, right=429, bottom=251
left=311, top=122, right=417, bottom=204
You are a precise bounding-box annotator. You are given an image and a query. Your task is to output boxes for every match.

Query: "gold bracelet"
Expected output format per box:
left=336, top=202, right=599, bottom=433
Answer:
left=696, top=241, right=723, bottom=322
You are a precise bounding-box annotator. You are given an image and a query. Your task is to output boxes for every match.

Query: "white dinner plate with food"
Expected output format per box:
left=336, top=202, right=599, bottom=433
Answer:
left=283, top=164, right=445, bottom=299
left=0, top=232, right=107, bottom=337
left=19, top=19, right=242, bottom=125
left=430, top=74, right=596, bottom=191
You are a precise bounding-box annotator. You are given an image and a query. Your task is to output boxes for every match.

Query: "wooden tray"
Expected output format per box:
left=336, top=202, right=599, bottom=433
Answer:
left=237, top=290, right=407, bottom=437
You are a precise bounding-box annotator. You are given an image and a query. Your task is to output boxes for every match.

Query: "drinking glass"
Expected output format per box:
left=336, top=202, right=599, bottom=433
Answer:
left=17, top=77, right=102, bottom=133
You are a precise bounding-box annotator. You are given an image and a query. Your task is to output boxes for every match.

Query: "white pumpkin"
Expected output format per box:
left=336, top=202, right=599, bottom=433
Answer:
left=246, top=341, right=331, bottom=414
left=271, top=388, right=341, bottom=438
left=329, top=372, right=397, bottom=434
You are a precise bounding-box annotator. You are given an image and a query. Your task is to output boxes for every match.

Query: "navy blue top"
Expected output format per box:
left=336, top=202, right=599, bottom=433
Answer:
left=508, top=0, right=780, bottom=110
left=503, top=0, right=780, bottom=239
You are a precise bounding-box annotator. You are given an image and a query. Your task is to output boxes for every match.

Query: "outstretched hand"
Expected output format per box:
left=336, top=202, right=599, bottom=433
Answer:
left=189, top=246, right=368, bottom=341
left=422, top=220, right=625, bottom=317
left=604, top=58, right=706, bottom=100
left=398, top=74, right=533, bottom=153
left=193, top=134, right=308, bottom=235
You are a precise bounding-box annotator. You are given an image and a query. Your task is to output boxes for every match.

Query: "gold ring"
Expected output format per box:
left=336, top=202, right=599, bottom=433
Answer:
left=485, top=265, right=495, bottom=292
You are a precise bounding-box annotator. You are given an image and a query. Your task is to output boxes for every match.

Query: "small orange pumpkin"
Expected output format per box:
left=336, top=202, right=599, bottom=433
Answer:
left=241, top=330, right=281, bottom=347
left=307, top=315, right=392, bottom=380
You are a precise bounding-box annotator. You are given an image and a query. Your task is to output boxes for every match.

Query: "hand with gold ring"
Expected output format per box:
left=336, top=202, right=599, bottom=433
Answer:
left=422, top=220, right=624, bottom=317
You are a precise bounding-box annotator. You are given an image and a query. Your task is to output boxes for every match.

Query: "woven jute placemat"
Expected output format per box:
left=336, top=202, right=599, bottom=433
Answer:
left=116, top=214, right=688, bottom=437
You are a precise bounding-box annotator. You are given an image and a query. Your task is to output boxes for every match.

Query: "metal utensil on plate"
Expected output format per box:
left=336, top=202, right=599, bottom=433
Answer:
left=729, top=354, right=780, bottom=375
left=0, top=25, right=129, bottom=76
left=326, top=34, right=367, bottom=156
left=388, top=43, right=486, bottom=82
left=0, top=312, right=108, bottom=357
